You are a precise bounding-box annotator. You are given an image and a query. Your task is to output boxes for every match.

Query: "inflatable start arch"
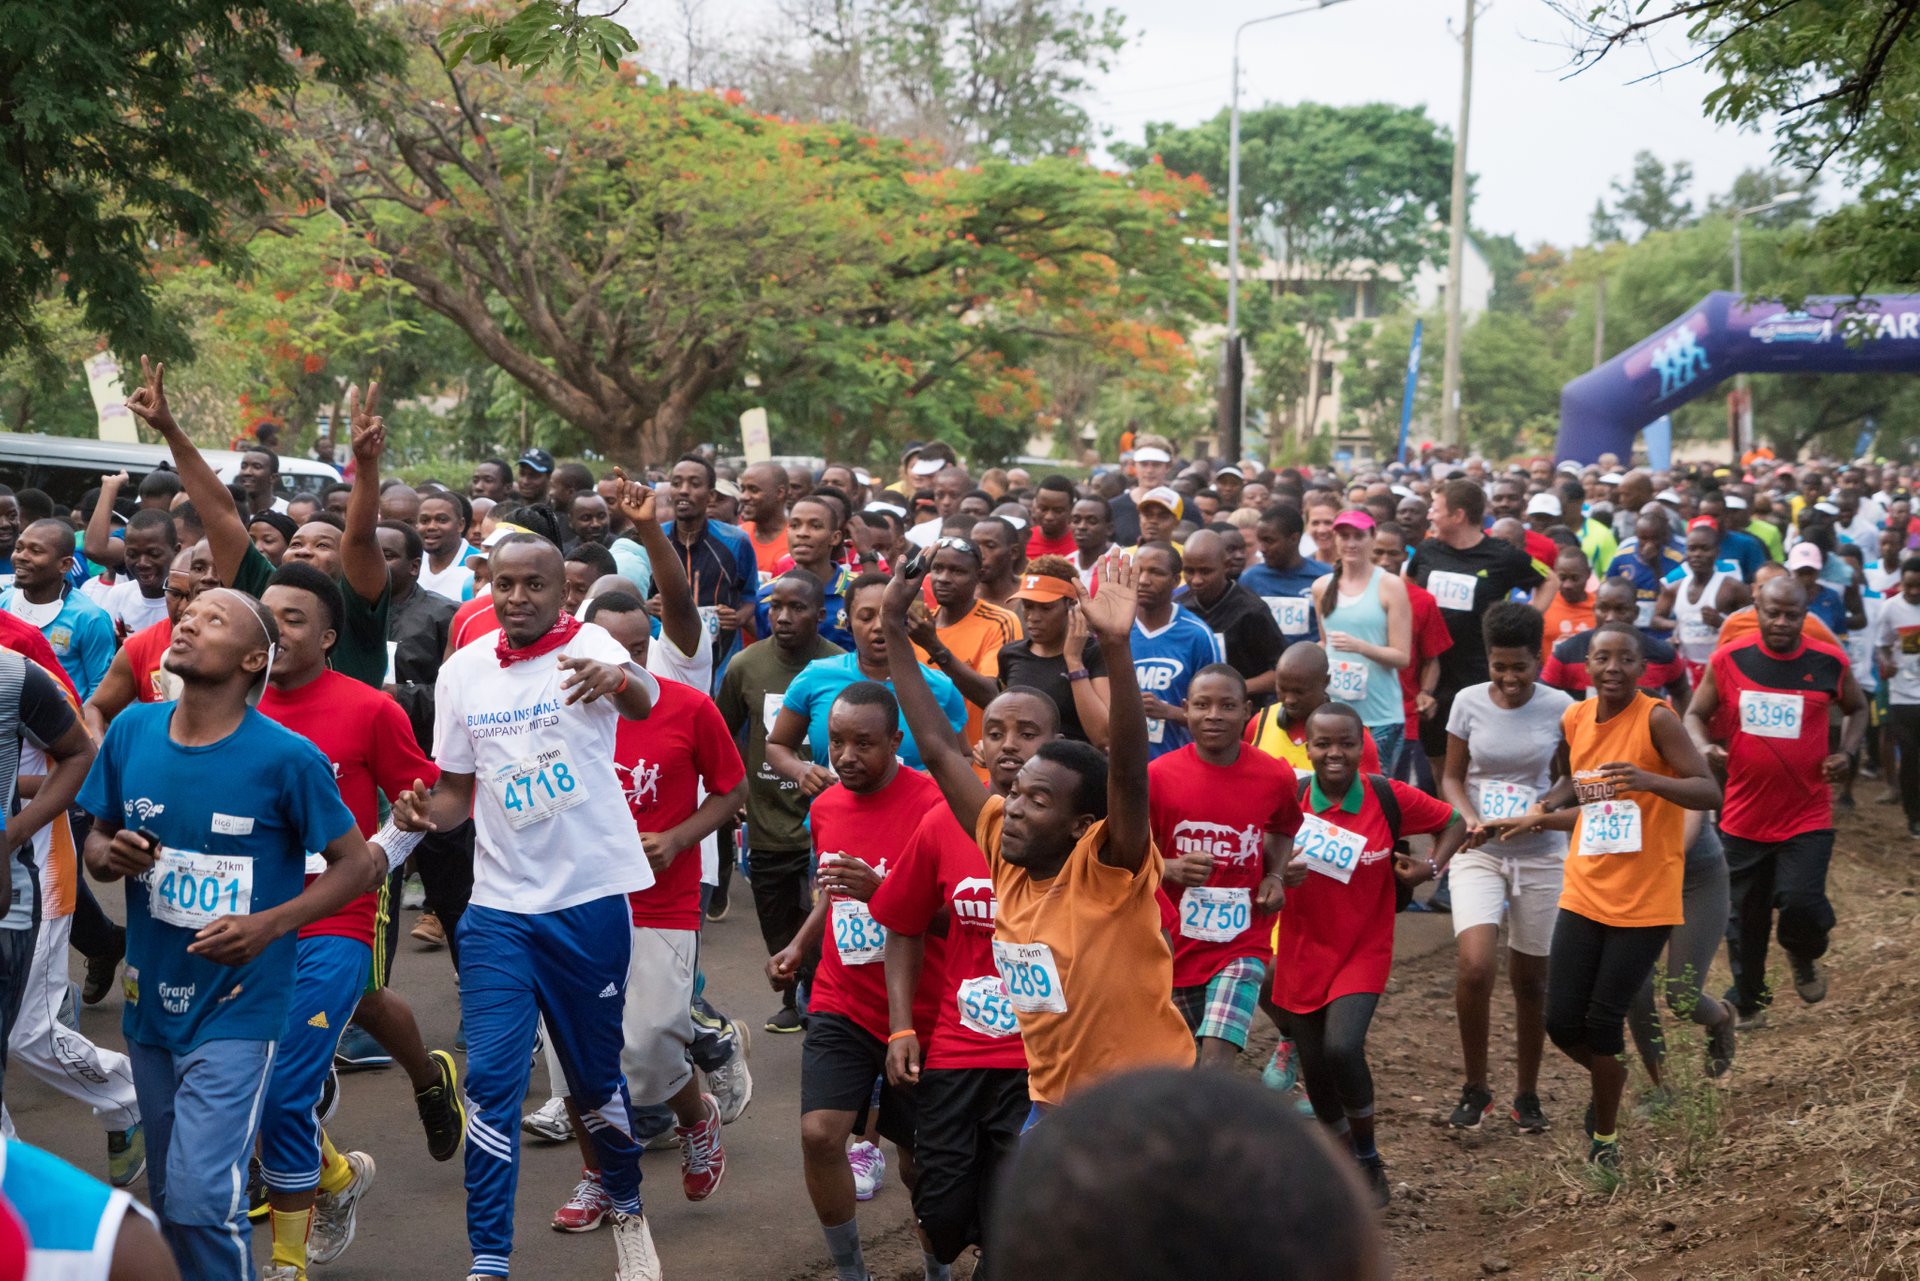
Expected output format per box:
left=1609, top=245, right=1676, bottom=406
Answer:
left=1554, top=291, right=1920, bottom=464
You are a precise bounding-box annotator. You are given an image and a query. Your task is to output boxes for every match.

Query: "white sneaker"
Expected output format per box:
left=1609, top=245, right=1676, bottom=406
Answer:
left=401, top=874, right=426, bottom=909
left=706, top=1024, right=753, bottom=1125
left=848, top=1140, right=885, bottom=1201
left=610, top=1209, right=663, bottom=1281
left=260, top=1267, right=300, bottom=1281
left=309, top=1150, right=375, bottom=1263
left=522, top=1096, right=573, bottom=1142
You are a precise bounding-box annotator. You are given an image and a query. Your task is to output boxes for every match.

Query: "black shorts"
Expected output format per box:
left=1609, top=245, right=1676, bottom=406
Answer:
left=800, top=1011, right=917, bottom=1148
left=911, top=1066, right=1031, bottom=1263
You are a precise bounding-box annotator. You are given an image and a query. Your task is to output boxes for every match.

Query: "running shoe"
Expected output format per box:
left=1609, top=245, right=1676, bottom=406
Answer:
left=676, top=1094, right=726, bottom=1201
left=552, top=1170, right=610, bottom=1232
left=1447, top=1083, right=1494, bottom=1130
left=1734, top=1006, right=1768, bottom=1031
left=1587, top=1138, right=1622, bottom=1173
left=1909, top=820, right=1920, bottom=837
left=1510, top=1093, right=1550, bottom=1134
left=1791, top=955, right=1827, bottom=1004
left=765, top=1005, right=802, bottom=1034
left=848, top=1140, right=885, bottom=1201
left=610, top=1209, right=663, bottom=1281
left=248, top=1156, right=270, bottom=1221
left=1707, top=1010, right=1738, bottom=1079
left=1261, top=1039, right=1299, bottom=1094
left=309, top=1150, right=375, bottom=1264
left=260, top=1266, right=300, bottom=1281
left=318, top=1064, right=341, bottom=1126
left=708, top=1020, right=753, bottom=1124
left=81, top=926, right=124, bottom=1006
left=1357, top=1154, right=1390, bottom=1208
left=415, top=1049, right=465, bottom=1162
left=107, top=1124, right=145, bottom=1188
left=401, top=874, right=426, bottom=909
left=704, top=884, right=730, bottom=923
left=332, top=1024, right=392, bottom=1071
left=523, top=1096, right=573, bottom=1143
left=410, top=911, right=445, bottom=949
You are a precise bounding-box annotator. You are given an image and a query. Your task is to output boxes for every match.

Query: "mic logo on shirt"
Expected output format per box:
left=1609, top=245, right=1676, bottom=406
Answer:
left=952, top=877, right=998, bottom=929
left=614, top=760, right=661, bottom=809
left=1172, top=820, right=1262, bottom=867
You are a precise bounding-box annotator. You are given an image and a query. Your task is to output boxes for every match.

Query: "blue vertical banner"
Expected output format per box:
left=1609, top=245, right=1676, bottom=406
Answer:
left=1643, top=414, right=1673, bottom=471
left=1396, top=319, right=1424, bottom=465
left=1856, top=418, right=1878, bottom=460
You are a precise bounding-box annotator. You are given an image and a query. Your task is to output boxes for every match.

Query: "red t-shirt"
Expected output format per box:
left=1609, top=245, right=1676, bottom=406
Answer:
left=451, top=594, right=501, bottom=651
left=1148, top=745, right=1302, bottom=989
left=742, top=522, right=790, bottom=581
left=257, top=670, right=439, bottom=943
left=868, top=806, right=1025, bottom=1071
left=1026, top=528, right=1077, bottom=560
left=0, top=610, right=75, bottom=700
left=1707, top=634, right=1849, bottom=842
left=619, top=680, right=746, bottom=930
left=1273, top=776, right=1454, bottom=1014
left=1400, top=582, right=1452, bottom=737
left=122, top=617, right=171, bottom=703
left=807, top=766, right=944, bottom=1041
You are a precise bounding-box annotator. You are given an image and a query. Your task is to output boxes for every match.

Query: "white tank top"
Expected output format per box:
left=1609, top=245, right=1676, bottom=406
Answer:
left=1673, top=568, right=1736, bottom=665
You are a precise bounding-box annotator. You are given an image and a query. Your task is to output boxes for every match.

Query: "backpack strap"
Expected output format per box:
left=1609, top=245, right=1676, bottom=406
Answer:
left=1365, top=774, right=1401, bottom=843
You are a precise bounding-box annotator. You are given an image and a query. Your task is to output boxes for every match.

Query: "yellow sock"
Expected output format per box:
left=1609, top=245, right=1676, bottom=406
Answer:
left=269, top=1207, right=312, bottom=1274
left=317, top=1134, right=353, bottom=1196
left=1593, top=1131, right=1619, bottom=1145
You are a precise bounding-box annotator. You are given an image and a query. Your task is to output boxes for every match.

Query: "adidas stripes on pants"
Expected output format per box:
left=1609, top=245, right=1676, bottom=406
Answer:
left=456, top=898, right=643, bottom=1277
left=257, top=935, right=371, bottom=1193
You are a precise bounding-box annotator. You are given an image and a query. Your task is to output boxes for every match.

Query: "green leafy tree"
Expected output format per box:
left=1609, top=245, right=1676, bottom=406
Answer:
left=0, top=0, right=400, bottom=363
left=1605, top=151, right=1694, bottom=239
left=446, top=0, right=639, bottom=78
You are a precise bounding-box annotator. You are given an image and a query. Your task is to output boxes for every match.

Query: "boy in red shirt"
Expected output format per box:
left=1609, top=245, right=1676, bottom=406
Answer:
left=1151, top=664, right=1299, bottom=1068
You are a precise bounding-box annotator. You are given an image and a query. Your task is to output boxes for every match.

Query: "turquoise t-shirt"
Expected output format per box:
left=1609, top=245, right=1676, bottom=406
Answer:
left=77, top=702, right=356, bottom=1053
left=781, top=651, right=967, bottom=772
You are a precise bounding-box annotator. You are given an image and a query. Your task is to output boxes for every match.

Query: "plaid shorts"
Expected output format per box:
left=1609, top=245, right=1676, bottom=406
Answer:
left=1171, top=957, right=1269, bottom=1049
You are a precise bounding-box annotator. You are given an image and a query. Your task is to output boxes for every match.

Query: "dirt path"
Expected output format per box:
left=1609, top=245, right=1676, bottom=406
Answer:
left=841, top=803, right=1920, bottom=1281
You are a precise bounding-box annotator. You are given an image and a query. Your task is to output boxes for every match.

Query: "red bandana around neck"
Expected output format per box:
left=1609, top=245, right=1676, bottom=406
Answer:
left=496, top=612, right=582, bottom=668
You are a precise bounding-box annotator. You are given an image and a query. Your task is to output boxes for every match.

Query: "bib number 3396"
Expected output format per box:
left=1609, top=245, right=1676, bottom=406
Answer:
left=493, top=751, right=585, bottom=830
left=146, top=849, right=253, bottom=930
left=992, top=941, right=1067, bottom=1014
left=1738, top=689, right=1804, bottom=740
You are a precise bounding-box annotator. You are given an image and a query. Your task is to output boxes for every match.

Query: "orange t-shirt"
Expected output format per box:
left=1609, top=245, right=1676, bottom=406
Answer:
left=1716, top=607, right=1837, bottom=652
left=1560, top=691, right=1686, bottom=928
left=742, top=521, right=790, bottom=582
left=1541, top=594, right=1596, bottom=664
left=975, top=794, right=1194, bottom=1105
left=915, top=599, right=1022, bottom=749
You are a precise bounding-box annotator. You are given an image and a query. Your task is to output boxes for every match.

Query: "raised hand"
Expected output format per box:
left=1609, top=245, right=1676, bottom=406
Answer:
left=124, top=356, right=178, bottom=435
left=610, top=467, right=658, bottom=528
left=882, top=553, right=925, bottom=628
left=346, top=382, right=385, bottom=464
left=1077, top=550, right=1137, bottom=645
left=101, top=470, right=130, bottom=491
left=557, top=654, right=625, bottom=705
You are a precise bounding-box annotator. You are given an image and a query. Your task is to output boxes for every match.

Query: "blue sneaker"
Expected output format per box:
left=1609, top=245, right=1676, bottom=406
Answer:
left=1261, top=1039, right=1300, bottom=1093
left=333, top=1024, right=393, bottom=1072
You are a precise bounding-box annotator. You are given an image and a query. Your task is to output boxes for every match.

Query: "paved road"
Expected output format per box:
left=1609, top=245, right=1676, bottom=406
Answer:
left=19, top=878, right=1456, bottom=1279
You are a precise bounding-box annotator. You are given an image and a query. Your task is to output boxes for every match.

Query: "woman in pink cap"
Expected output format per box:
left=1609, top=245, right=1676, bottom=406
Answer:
left=1310, top=510, right=1413, bottom=770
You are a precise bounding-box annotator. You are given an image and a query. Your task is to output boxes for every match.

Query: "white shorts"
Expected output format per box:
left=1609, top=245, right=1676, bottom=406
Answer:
left=618, top=926, right=699, bottom=1105
left=1447, top=851, right=1563, bottom=957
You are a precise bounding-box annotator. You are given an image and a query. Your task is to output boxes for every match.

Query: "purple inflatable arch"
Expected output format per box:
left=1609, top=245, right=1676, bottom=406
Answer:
left=1554, top=291, right=1920, bottom=463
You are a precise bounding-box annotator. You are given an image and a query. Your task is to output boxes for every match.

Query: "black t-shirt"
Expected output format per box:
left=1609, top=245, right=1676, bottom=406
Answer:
left=1409, top=535, right=1544, bottom=693
left=996, top=638, right=1109, bottom=744
left=1176, top=582, right=1283, bottom=703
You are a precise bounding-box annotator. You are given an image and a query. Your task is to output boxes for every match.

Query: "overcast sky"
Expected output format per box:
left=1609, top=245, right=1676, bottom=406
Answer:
left=655, top=0, right=1781, bottom=248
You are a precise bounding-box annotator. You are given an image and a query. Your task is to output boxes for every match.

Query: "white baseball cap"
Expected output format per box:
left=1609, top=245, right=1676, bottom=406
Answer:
left=1724, top=494, right=1750, bottom=510
left=1132, top=446, right=1172, bottom=464
left=1599, top=471, right=1625, bottom=485
left=1526, top=494, right=1563, bottom=517
left=911, top=457, right=947, bottom=477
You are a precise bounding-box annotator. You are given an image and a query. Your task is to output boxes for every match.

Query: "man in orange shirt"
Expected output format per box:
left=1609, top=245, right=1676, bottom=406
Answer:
left=1542, top=546, right=1598, bottom=663
left=1717, top=563, right=1839, bottom=650
left=737, top=462, right=791, bottom=582
left=910, top=535, right=1022, bottom=750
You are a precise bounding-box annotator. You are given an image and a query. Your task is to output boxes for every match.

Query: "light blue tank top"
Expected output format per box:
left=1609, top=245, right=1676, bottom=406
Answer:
left=1, top=1135, right=131, bottom=1281
left=1324, top=566, right=1400, bottom=728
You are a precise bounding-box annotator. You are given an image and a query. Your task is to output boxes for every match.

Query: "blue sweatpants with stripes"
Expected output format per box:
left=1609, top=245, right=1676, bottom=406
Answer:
left=458, top=898, right=643, bottom=1276
left=258, top=935, right=370, bottom=1193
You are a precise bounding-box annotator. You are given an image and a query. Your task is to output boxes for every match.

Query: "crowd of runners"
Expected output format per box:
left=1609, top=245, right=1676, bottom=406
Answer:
left=0, top=360, right=1910, bottom=1278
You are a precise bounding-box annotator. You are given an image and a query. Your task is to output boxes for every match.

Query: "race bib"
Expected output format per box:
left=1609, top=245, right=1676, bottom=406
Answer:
left=955, top=975, right=1020, bottom=1037
left=1266, top=596, right=1311, bottom=636
left=1328, top=657, right=1369, bottom=702
left=303, top=852, right=327, bottom=877
left=1179, top=885, right=1252, bottom=942
left=1738, top=689, right=1804, bottom=740
left=1635, top=600, right=1655, bottom=629
left=493, top=751, right=587, bottom=830
left=146, top=848, right=252, bottom=930
left=831, top=898, right=886, bottom=965
left=1429, top=571, right=1477, bottom=612
left=1476, top=780, right=1536, bottom=821
left=1146, top=718, right=1165, bottom=745
left=1679, top=619, right=1715, bottom=649
left=1578, top=800, right=1642, bottom=855
left=762, top=692, right=786, bottom=734
left=697, top=605, right=723, bottom=641
left=992, top=940, right=1068, bottom=1014
left=1294, top=811, right=1364, bottom=884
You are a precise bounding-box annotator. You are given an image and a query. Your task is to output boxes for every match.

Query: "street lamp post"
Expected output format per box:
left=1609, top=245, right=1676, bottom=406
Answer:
left=1222, top=0, right=1352, bottom=461
left=1729, top=190, right=1807, bottom=454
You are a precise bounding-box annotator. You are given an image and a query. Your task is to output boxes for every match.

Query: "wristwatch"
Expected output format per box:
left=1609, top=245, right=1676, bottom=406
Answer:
left=1065, top=667, right=1091, bottom=683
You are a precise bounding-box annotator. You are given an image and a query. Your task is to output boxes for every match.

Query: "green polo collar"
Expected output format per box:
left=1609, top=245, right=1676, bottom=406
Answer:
left=1309, top=774, right=1366, bottom=814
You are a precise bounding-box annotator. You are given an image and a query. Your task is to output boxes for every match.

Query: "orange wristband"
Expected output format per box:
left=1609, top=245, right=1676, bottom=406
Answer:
left=888, top=1029, right=917, bottom=1043
left=614, top=670, right=629, bottom=695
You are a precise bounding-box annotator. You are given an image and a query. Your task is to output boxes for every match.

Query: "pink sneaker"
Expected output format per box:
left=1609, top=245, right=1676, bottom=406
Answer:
left=676, top=1093, right=726, bottom=1202
left=552, top=1169, right=610, bottom=1232
left=848, top=1140, right=885, bottom=1201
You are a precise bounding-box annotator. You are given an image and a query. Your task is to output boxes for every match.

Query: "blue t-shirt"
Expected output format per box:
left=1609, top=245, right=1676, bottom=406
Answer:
left=0, top=589, right=116, bottom=701
left=77, top=702, right=356, bottom=1053
left=1807, top=582, right=1850, bottom=639
left=1131, top=604, right=1225, bottom=759
left=1605, top=543, right=1685, bottom=634
left=782, top=650, right=967, bottom=772
left=1238, top=556, right=1331, bottom=646
left=754, top=565, right=854, bottom=652
left=1719, top=529, right=1768, bottom=580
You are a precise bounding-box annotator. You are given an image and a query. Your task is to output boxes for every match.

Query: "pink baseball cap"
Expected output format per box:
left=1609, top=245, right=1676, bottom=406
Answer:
left=1331, top=509, right=1376, bottom=533
left=1786, top=542, right=1823, bottom=571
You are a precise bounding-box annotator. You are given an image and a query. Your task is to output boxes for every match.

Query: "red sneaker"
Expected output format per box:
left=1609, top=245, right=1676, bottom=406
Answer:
left=552, top=1169, right=610, bottom=1232
left=676, top=1094, right=726, bottom=1202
